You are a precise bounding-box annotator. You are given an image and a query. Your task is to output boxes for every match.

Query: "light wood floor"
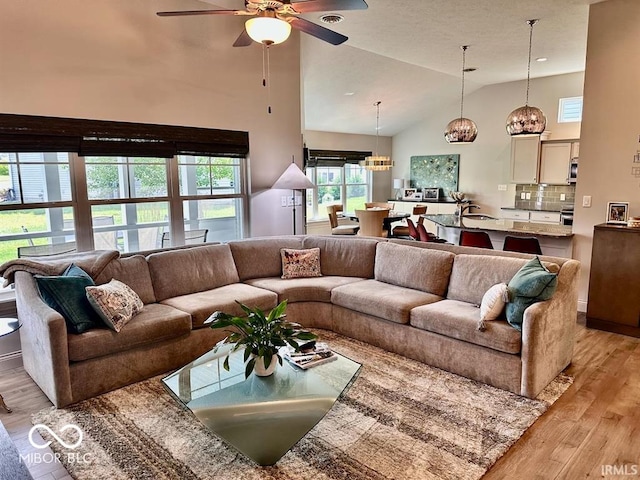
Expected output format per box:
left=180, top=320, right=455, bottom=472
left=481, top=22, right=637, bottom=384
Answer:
left=1, top=315, right=639, bottom=479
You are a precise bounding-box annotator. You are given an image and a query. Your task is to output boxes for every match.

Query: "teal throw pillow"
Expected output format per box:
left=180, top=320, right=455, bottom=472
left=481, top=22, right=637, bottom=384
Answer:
left=505, top=257, right=558, bottom=331
left=36, top=263, right=102, bottom=334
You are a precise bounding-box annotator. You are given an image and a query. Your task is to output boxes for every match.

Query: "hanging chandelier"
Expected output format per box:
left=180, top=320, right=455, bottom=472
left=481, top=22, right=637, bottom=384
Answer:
left=361, top=101, right=393, bottom=171
left=506, top=19, right=547, bottom=135
left=444, top=45, right=477, bottom=143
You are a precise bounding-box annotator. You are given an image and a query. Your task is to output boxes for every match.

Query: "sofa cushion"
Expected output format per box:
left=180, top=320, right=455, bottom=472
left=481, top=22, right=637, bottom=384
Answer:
left=374, top=242, right=454, bottom=296
left=480, top=283, right=509, bottom=322
left=245, top=276, right=366, bottom=303
left=447, top=255, right=529, bottom=306
left=67, top=303, right=192, bottom=362
left=281, top=248, right=322, bottom=279
left=148, top=244, right=240, bottom=302
left=332, top=279, right=442, bottom=325
left=302, top=236, right=379, bottom=278
left=94, top=255, right=156, bottom=304
left=161, top=283, right=278, bottom=329
left=229, top=237, right=304, bottom=281
left=85, top=279, right=144, bottom=333
left=35, top=264, right=102, bottom=334
left=410, top=300, right=522, bottom=354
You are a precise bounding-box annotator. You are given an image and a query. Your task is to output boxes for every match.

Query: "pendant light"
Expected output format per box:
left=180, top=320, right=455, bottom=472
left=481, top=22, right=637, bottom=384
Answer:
left=361, top=101, right=393, bottom=171
left=444, top=45, right=478, bottom=143
left=506, top=19, right=547, bottom=135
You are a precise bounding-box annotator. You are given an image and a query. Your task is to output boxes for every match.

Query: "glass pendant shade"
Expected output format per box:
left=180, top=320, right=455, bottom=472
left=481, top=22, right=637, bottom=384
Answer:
left=445, top=45, right=477, bottom=144
left=444, top=117, right=478, bottom=143
left=506, top=20, right=547, bottom=136
left=245, top=16, right=291, bottom=45
left=505, top=105, right=547, bottom=135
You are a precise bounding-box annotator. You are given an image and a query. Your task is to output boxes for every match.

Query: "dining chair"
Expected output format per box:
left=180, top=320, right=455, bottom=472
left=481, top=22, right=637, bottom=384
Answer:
left=392, top=205, right=427, bottom=237
left=355, top=209, right=389, bottom=237
left=364, top=202, right=394, bottom=210
left=92, top=215, right=118, bottom=250
left=459, top=230, right=494, bottom=249
left=503, top=235, right=542, bottom=255
left=326, top=204, right=359, bottom=235
left=161, top=229, right=208, bottom=248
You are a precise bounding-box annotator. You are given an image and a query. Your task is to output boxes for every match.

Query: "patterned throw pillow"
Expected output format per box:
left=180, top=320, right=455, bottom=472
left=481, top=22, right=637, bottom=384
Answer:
left=477, top=283, right=509, bottom=331
left=281, top=248, right=322, bottom=279
left=86, top=279, right=144, bottom=332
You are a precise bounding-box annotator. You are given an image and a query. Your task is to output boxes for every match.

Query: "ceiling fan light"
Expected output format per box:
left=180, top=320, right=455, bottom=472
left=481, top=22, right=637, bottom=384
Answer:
left=444, top=118, right=478, bottom=143
left=245, top=16, right=291, bottom=45
left=505, top=105, right=547, bottom=135
left=361, top=156, right=393, bottom=171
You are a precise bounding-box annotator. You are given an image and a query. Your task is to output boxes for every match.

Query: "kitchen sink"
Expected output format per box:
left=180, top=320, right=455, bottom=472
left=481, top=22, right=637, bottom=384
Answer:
left=462, top=214, right=498, bottom=220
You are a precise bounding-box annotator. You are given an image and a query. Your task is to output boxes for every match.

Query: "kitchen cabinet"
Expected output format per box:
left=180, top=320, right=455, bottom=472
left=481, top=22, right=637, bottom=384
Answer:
left=539, top=141, right=575, bottom=184
left=587, top=224, right=640, bottom=337
left=510, top=136, right=541, bottom=184
left=529, top=211, right=561, bottom=223
left=501, top=209, right=530, bottom=221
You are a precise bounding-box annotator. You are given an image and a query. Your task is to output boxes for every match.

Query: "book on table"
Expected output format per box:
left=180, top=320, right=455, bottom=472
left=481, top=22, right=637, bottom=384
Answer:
left=282, top=342, right=337, bottom=369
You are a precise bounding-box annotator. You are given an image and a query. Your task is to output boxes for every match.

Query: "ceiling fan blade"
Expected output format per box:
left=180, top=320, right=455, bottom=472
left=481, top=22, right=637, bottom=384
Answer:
left=156, top=9, right=240, bottom=17
left=233, top=29, right=253, bottom=47
left=288, top=17, right=348, bottom=45
left=289, top=0, right=368, bottom=13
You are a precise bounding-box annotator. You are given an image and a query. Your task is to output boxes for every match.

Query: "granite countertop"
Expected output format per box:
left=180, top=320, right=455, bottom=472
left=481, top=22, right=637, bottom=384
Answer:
left=389, top=198, right=457, bottom=204
left=501, top=206, right=573, bottom=213
left=423, top=214, right=574, bottom=238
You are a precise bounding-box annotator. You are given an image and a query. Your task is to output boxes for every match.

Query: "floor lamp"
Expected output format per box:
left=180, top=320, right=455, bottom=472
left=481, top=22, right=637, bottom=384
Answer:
left=272, top=160, right=315, bottom=235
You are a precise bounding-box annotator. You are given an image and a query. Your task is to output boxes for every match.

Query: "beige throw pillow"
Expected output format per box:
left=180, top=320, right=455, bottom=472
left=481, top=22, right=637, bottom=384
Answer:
left=86, top=279, right=144, bottom=332
left=281, top=248, right=322, bottom=279
left=478, top=283, right=509, bottom=331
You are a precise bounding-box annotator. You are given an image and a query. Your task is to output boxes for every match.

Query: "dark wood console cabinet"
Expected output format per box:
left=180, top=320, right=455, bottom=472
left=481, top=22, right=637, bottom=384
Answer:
left=586, top=223, right=640, bottom=337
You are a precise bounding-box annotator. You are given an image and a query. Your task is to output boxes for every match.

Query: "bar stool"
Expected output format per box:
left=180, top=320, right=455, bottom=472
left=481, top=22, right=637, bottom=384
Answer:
left=459, top=230, right=494, bottom=249
left=503, top=235, right=542, bottom=255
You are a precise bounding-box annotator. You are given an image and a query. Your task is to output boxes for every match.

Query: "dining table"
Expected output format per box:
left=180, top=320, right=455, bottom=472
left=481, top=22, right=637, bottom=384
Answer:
left=342, top=210, right=410, bottom=238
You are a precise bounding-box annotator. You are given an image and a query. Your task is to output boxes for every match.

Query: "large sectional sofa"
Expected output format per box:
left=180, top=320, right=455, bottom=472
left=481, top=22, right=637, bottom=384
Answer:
left=13, top=235, right=580, bottom=408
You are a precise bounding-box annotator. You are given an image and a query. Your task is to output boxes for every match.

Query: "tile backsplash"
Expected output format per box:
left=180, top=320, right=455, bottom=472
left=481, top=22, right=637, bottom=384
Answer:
left=515, top=184, right=575, bottom=211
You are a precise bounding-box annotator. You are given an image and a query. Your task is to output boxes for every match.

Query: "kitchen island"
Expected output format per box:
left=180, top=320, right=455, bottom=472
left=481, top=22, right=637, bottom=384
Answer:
left=423, top=214, right=574, bottom=258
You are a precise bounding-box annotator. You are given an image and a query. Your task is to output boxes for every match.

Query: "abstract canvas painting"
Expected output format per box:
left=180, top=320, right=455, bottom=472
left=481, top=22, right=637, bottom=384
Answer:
left=410, top=154, right=460, bottom=197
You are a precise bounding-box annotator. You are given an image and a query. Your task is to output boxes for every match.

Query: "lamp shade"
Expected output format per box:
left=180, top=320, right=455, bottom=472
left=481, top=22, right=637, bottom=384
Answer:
left=272, top=163, right=315, bottom=190
left=245, top=16, right=291, bottom=45
left=505, top=105, right=547, bottom=135
left=444, top=118, right=478, bottom=143
left=393, top=178, right=404, bottom=189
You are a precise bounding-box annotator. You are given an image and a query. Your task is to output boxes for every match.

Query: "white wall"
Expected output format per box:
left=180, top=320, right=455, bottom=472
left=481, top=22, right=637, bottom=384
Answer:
left=574, top=0, right=640, bottom=310
left=393, top=72, right=584, bottom=216
left=0, top=0, right=302, bottom=237
left=303, top=130, right=393, bottom=201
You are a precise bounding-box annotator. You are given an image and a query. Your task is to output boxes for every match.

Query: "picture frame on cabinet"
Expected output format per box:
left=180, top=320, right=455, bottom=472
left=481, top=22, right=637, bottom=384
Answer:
left=606, top=201, right=629, bottom=224
left=402, top=188, right=418, bottom=200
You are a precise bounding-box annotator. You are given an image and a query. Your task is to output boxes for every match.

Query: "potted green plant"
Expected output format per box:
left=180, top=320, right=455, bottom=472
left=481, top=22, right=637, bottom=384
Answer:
left=205, top=300, right=317, bottom=378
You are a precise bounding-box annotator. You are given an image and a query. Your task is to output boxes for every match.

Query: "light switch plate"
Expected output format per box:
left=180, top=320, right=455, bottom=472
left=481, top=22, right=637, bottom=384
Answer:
left=281, top=196, right=288, bottom=207
left=520, top=192, right=526, bottom=200
left=498, top=184, right=507, bottom=191
left=560, top=193, right=566, bottom=201
left=525, top=192, right=531, bottom=200
left=582, top=195, right=592, bottom=207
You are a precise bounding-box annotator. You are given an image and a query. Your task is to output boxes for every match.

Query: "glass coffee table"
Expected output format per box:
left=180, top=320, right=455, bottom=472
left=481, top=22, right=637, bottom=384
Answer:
left=162, top=344, right=361, bottom=466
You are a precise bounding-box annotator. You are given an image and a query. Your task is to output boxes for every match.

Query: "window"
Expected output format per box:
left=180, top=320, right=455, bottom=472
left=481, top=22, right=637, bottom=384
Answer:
left=304, top=150, right=372, bottom=220
left=0, top=113, right=250, bottom=298
left=558, top=96, right=583, bottom=123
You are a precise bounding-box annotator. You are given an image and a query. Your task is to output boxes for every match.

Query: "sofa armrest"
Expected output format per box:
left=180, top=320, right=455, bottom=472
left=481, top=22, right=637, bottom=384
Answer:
left=15, top=271, right=73, bottom=407
left=520, top=259, right=580, bottom=398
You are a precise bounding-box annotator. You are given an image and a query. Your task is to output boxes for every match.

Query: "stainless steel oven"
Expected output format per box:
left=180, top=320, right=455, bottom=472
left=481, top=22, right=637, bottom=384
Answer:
left=561, top=206, right=574, bottom=226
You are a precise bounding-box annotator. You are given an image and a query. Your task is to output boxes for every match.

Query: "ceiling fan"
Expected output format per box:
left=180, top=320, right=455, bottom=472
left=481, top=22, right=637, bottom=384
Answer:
left=157, top=0, right=368, bottom=47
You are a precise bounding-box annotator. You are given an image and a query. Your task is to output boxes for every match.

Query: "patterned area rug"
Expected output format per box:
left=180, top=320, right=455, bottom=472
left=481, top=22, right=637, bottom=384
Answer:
left=33, top=331, right=572, bottom=480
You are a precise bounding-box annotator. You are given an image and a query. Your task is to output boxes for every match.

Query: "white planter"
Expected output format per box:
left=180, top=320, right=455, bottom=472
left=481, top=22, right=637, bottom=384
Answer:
left=253, top=354, right=278, bottom=377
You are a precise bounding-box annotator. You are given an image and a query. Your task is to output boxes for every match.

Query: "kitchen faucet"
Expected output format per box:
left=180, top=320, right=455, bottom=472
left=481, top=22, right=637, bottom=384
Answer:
left=457, top=203, right=480, bottom=216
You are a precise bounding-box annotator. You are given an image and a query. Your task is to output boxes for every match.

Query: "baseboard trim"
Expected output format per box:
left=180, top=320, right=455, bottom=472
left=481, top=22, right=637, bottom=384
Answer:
left=0, top=350, right=22, bottom=371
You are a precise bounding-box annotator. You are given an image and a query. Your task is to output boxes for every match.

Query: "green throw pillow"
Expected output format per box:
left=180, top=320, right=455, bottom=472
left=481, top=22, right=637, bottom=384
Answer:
left=505, top=257, right=558, bottom=331
left=36, top=264, right=102, bottom=334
